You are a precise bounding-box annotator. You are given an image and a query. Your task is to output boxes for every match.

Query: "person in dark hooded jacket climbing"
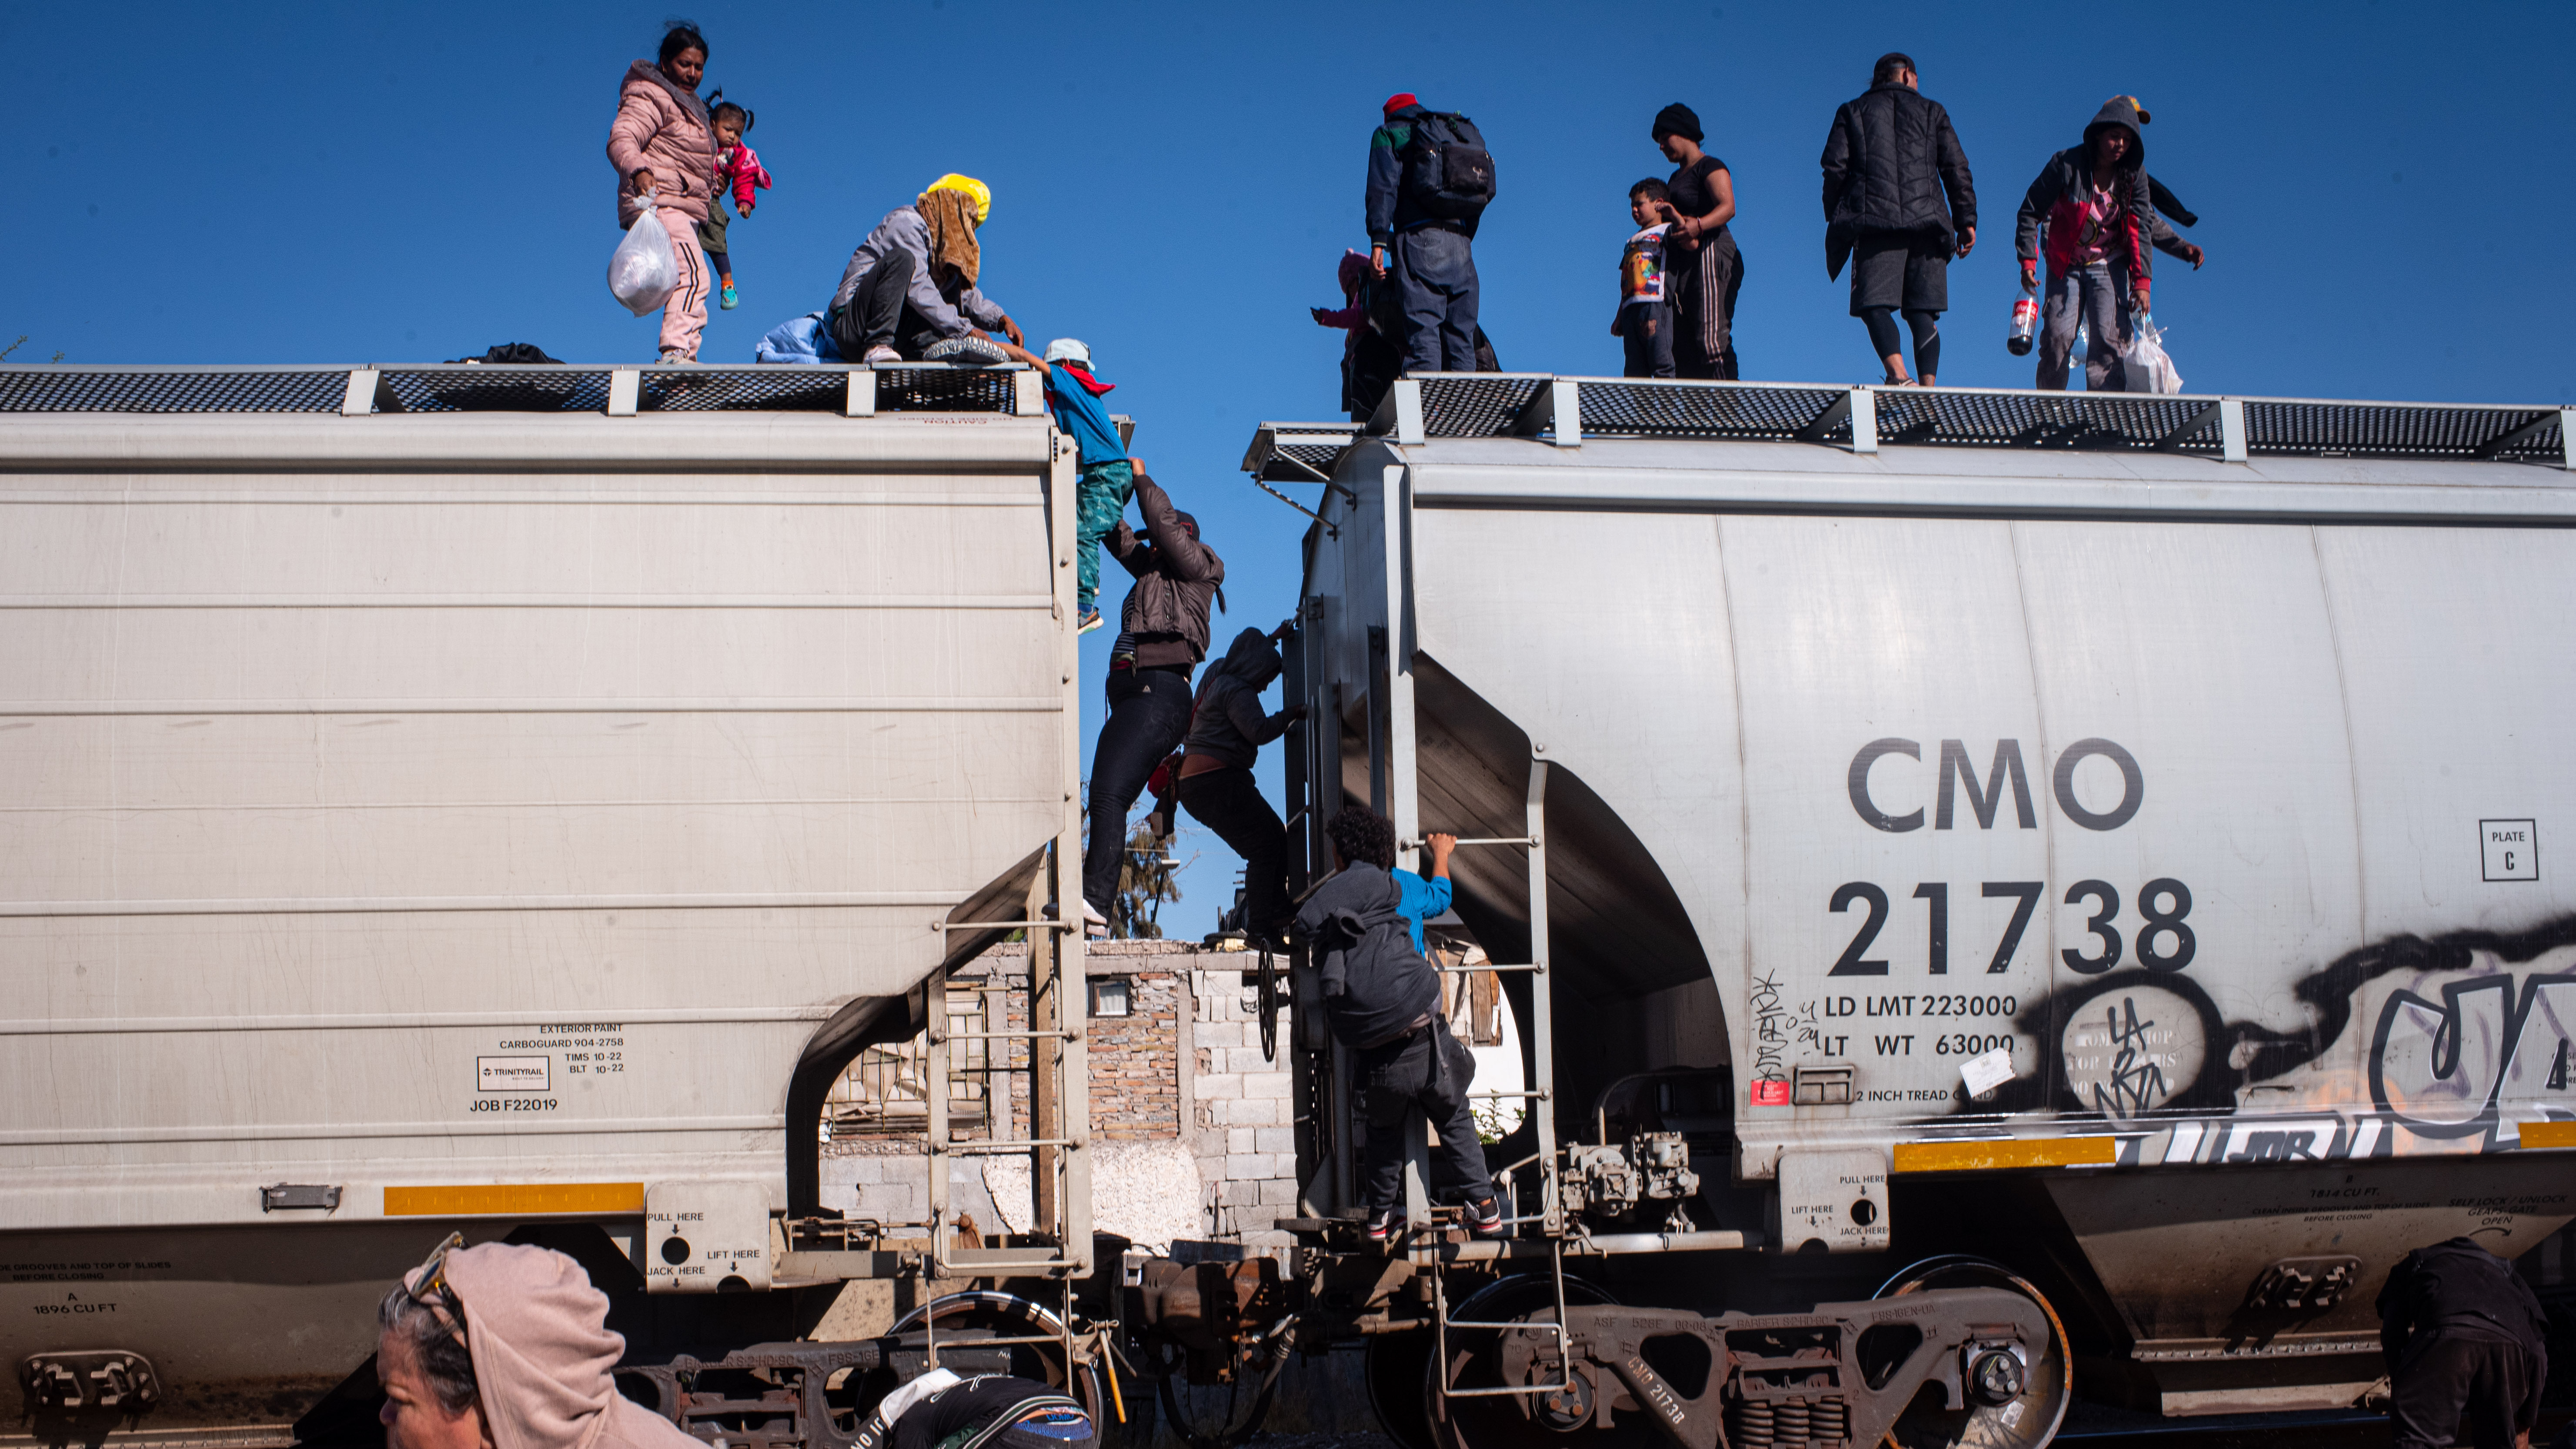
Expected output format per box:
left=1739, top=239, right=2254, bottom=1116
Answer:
left=2016, top=96, right=2157, bottom=391
left=1178, top=627, right=1307, bottom=944
left=1297, top=810, right=1504, bottom=1244
left=1819, top=53, right=1977, bottom=386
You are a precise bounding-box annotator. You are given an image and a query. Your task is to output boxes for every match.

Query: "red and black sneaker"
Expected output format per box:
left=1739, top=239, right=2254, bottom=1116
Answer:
left=1365, top=1206, right=1404, bottom=1245
left=1465, top=1195, right=1508, bottom=1240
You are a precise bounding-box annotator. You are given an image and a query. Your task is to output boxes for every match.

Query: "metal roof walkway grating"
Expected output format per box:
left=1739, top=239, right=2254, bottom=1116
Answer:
left=0, top=363, right=1032, bottom=416
left=1243, top=375, right=2572, bottom=482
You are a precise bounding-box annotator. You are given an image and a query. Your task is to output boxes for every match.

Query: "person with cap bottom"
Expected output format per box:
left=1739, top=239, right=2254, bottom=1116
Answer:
left=1079, top=471, right=1224, bottom=933
left=1177, top=626, right=1308, bottom=948
left=375, top=1235, right=703, bottom=1449
left=1300, top=806, right=1504, bottom=1245
left=2015, top=96, right=2156, bottom=391
left=1366, top=93, right=1498, bottom=377
left=999, top=337, right=1131, bottom=634
left=1650, top=102, right=1746, bottom=380
left=1820, top=52, right=1977, bottom=387
left=826, top=176, right=1026, bottom=366
left=2375, top=1235, right=2547, bottom=1449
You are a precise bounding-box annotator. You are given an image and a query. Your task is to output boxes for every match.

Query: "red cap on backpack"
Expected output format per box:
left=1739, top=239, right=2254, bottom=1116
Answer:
left=1383, top=93, right=1417, bottom=116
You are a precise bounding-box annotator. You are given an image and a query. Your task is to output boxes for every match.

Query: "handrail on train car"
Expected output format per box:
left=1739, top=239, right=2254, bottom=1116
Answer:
left=1241, top=376, right=2576, bottom=483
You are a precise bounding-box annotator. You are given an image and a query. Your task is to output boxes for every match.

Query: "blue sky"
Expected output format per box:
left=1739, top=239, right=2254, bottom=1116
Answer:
left=11, top=0, right=2573, bottom=938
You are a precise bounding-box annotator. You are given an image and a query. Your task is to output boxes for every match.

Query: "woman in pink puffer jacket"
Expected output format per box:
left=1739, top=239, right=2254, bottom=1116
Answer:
left=605, top=24, right=718, bottom=362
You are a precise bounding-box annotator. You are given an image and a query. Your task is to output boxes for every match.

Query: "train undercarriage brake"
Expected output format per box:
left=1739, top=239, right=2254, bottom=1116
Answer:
left=615, top=1291, right=1107, bottom=1449
left=1129, top=1255, right=1298, bottom=1449
left=1422, top=1265, right=2065, bottom=1449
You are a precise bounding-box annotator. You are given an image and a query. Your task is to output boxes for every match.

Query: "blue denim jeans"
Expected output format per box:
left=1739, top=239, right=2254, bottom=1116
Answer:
left=2037, top=261, right=2131, bottom=391
left=1620, top=302, right=1675, bottom=378
left=1392, top=226, right=1481, bottom=374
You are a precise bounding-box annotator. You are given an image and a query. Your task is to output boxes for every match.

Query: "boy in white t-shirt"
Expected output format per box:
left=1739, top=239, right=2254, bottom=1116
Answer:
left=1611, top=179, right=1674, bottom=378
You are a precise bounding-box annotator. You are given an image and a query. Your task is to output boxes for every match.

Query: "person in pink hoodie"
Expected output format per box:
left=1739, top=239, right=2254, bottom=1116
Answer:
left=376, top=1237, right=702, bottom=1449
left=605, top=24, right=718, bottom=363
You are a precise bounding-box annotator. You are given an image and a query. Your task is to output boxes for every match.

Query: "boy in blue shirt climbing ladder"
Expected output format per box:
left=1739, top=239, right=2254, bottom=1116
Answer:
left=1002, top=337, right=1130, bottom=631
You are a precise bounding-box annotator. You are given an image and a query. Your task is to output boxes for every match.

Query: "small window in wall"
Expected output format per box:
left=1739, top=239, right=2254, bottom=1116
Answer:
left=1089, top=978, right=1132, bottom=1018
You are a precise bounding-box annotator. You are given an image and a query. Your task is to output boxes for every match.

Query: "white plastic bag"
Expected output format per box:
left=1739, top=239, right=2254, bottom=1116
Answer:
left=608, top=196, right=678, bottom=317
left=2122, top=318, right=2184, bottom=395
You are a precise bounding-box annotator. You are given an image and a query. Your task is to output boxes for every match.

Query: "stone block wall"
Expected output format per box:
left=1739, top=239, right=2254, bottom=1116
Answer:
left=1186, top=962, right=1301, bottom=1245
left=818, top=940, right=1303, bottom=1250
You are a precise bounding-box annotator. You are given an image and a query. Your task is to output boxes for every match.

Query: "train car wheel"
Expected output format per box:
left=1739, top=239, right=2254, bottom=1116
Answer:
left=885, top=1291, right=1107, bottom=1423
left=1423, top=1275, right=1653, bottom=1449
left=1366, top=1331, right=1437, bottom=1449
left=1874, top=1257, right=2070, bottom=1449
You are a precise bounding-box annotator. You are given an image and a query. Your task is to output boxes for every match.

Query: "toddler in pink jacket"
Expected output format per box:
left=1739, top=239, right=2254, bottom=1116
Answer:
left=697, top=98, right=775, bottom=311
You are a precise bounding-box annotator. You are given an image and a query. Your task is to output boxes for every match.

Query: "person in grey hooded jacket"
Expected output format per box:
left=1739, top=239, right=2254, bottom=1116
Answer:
left=1178, top=626, right=1306, bottom=945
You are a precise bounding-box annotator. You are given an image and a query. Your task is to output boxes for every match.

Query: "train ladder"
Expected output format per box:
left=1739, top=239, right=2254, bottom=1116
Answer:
left=925, top=864, right=1093, bottom=1369
left=1410, top=755, right=1562, bottom=1239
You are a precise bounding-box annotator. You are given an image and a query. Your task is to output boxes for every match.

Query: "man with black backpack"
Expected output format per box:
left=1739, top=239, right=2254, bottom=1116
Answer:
left=1366, top=94, right=1497, bottom=377
left=1299, top=806, right=1507, bottom=1244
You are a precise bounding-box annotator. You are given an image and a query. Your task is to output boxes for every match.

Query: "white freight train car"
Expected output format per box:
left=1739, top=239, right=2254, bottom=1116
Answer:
left=1248, top=377, right=2576, bottom=1448
left=0, top=364, right=1088, bottom=1443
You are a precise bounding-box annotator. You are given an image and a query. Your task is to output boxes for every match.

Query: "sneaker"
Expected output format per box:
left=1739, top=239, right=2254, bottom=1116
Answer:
left=653, top=351, right=698, bottom=367
left=1465, top=1195, right=1508, bottom=1240
left=719, top=284, right=739, bottom=311
left=1365, top=1206, right=1403, bottom=1245
left=1080, top=899, right=1108, bottom=937
left=922, top=333, right=1011, bottom=365
left=1880, top=374, right=1918, bottom=387
left=1078, top=609, right=1104, bottom=634
left=862, top=345, right=903, bottom=366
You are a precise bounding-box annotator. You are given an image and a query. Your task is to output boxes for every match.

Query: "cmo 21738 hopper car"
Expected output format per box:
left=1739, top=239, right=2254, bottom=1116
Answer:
left=1247, top=376, right=2576, bottom=1449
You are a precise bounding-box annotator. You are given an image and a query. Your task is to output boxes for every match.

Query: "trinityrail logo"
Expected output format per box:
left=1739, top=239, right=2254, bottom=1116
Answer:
left=478, top=1056, right=551, bottom=1092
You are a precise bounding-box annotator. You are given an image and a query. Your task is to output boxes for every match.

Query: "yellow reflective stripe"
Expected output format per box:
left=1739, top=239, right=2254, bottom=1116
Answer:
left=384, top=1182, right=645, bottom=1216
left=1893, top=1137, right=2118, bottom=1173
left=2520, top=1121, right=2576, bottom=1151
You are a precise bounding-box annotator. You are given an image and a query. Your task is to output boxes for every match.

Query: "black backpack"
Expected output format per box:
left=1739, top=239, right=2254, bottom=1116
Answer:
left=1400, top=111, right=1497, bottom=221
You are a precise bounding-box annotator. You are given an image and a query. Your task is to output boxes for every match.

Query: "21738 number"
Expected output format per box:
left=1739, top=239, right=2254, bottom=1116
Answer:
left=1829, top=878, right=2194, bottom=976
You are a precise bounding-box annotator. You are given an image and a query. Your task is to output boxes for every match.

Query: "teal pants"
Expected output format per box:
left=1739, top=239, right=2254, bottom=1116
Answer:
left=1075, top=458, right=1134, bottom=617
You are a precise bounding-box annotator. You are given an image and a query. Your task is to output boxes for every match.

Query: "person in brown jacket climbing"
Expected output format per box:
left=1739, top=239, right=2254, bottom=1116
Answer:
left=1080, top=472, right=1223, bottom=931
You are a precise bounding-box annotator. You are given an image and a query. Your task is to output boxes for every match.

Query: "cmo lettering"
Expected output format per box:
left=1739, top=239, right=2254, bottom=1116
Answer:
left=1848, top=738, right=2143, bottom=833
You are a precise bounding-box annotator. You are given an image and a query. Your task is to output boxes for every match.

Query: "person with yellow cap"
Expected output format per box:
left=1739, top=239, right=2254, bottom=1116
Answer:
left=826, top=175, right=1025, bottom=364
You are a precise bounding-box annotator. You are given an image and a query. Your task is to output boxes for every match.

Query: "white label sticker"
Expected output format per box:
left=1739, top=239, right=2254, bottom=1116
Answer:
left=1959, top=1047, right=2017, bottom=1099
left=478, top=1056, right=551, bottom=1092
left=2481, top=819, right=2539, bottom=881
left=2000, top=1400, right=2026, bottom=1429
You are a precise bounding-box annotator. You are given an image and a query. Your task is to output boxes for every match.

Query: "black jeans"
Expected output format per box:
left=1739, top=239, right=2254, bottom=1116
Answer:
left=1177, top=767, right=1290, bottom=937
left=827, top=249, right=947, bottom=359
left=1357, top=1020, right=1488, bottom=1212
left=2388, top=1330, right=2543, bottom=1449
left=1081, top=666, right=1194, bottom=914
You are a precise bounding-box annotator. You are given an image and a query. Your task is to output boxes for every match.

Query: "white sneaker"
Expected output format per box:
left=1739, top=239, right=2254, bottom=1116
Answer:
left=1080, top=900, right=1108, bottom=936
left=862, top=345, right=902, bottom=365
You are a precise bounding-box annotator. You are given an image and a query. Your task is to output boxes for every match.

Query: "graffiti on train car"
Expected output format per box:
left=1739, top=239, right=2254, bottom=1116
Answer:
left=1975, top=915, right=2576, bottom=1157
